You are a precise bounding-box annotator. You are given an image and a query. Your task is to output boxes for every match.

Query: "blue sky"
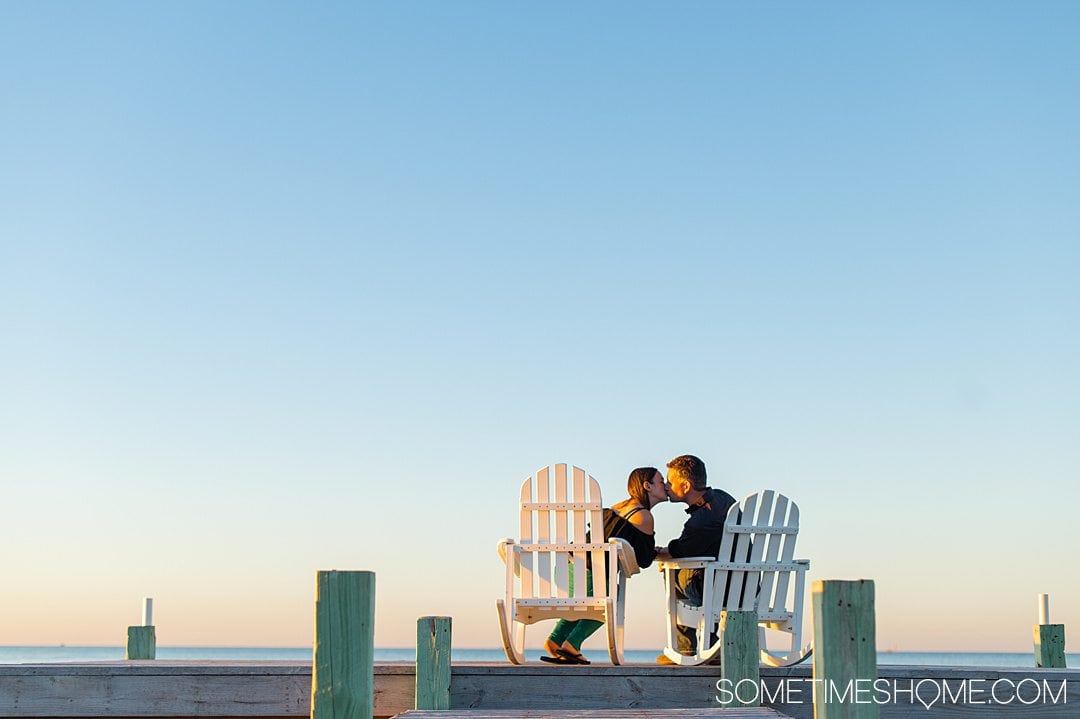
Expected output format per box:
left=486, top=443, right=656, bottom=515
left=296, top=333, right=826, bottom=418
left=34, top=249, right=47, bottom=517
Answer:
left=1, top=2, right=1077, bottom=651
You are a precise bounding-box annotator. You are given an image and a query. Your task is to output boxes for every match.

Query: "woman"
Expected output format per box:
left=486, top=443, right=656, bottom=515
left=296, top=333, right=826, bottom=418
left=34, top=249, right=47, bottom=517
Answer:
left=540, top=466, right=668, bottom=665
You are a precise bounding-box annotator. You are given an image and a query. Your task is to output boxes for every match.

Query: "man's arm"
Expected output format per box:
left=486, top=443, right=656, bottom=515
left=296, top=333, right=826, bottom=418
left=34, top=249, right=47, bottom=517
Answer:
left=667, top=519, right=719, bottom=558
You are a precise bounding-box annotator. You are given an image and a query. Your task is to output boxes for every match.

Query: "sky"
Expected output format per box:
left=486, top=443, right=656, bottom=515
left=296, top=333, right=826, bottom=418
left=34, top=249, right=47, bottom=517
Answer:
left=1, top=2, right=1077, bottom=654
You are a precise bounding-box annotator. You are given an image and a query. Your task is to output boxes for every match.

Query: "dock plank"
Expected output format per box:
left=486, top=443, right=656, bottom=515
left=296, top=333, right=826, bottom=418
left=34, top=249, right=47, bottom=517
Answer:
left=397, top=710, right=791, bottom=718
left=395, top=708, right=786, bottom=712
left=0, top=662, right=1076, bottom=719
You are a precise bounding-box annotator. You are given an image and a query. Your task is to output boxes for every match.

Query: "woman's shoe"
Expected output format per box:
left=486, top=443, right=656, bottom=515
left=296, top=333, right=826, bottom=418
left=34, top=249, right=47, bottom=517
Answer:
left=539, top=654, right=575, bottom=664
left=555, top=648, right=590, bottom=665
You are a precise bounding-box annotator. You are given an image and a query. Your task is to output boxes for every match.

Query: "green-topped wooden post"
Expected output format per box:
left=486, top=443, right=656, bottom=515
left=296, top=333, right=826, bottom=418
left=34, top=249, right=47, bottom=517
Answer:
left=415, top=616, right=452, bottom=709
left=1034, top=593, right=1066, bottom=668
left=311, top=570, right=375, bottom=719
left=125, top=626, right=156, bottom=660
left=1034, top=625, right=1066, bottom=668
left=719, top=610, right=759, bottom=707
left=812, top=579, right=878, bottom=719
left=1032, top=626, right=1067, bottom=669
left=126, top=597, right=155, bottom=660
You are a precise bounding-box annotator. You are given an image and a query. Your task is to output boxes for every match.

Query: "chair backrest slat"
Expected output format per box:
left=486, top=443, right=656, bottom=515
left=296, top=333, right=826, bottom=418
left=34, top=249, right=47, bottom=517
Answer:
left=553, top=463, right=570, bottom=598
left=571, top=467, right=587, bottom=598
left=535, top=467, right=552, bottom=598
left=739, top=490, right=773, bottom=610
left=769, top=502, right=800, bottom=613
left=755, top=493, right=789, bottom=612
left=588, top=475, right=606, bottom=600
left=518, top=477, right=535, bottom=599
left=725, top=492, right=759, bottom=609
left=712, top=500, right=737, bottom=610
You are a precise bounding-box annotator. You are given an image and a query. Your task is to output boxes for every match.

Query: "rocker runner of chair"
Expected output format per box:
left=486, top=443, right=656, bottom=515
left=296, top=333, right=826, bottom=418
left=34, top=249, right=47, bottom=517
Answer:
left=657, top=489, right=812, bottom=667
left=496, top=463, right=639, bottom=665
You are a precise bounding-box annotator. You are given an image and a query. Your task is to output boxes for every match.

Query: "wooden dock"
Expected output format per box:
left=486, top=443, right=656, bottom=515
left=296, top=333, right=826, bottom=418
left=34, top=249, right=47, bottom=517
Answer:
left=1, top=661, right=1076, bottom=719
left=398, top=711, right=791, bottom=718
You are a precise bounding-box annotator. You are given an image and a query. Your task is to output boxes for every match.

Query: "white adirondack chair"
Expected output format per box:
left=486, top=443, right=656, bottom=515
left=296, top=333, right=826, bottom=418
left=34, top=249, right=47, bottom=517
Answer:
left=657, top=489, right=812, bottom=667
left=496, top=464, right=639, bottom=665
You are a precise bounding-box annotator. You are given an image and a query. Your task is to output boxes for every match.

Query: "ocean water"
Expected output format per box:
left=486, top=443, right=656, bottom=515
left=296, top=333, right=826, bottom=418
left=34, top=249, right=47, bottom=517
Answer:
left=0, top=646, right=1075, bottom=667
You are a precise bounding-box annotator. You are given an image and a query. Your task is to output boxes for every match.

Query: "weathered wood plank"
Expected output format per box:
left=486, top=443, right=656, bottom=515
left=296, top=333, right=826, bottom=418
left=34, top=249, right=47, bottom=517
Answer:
left=812, top=580, right=878, bottom=719
left=397, top=711, right=790, bottom=718
left=0, top=672, right=311, bottom=715
left=720, top=611, right=760, bottom=707
left=0, top=662, right=1076, bottom=719
left=125, top=626, right=156, bottom=661
left=311, top=571, right=375, bottom=719
left=415, top=617, right=451, bottom=710
left=1034, top=624, right=1067, bottom=668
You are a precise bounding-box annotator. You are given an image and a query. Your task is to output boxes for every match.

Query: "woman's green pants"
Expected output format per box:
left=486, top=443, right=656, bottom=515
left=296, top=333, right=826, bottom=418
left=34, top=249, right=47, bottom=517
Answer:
left=546, top=564, right=604, bottom=650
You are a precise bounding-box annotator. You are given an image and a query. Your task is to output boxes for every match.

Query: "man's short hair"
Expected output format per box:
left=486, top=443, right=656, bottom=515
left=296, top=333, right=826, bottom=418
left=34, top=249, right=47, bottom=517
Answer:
left=666, top=454, right=707, bottom=490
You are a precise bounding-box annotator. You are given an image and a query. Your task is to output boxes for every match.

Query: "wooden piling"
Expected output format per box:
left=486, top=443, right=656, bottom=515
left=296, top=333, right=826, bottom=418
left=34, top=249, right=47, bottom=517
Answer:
left=311, top=570, right=375, bottom=719
left=142, top=597, right=154, bottom=627
left=719, top=610, right=760, bottom=708
left=125, top=626, right=156, bottom=660
left=812, top=579, right=878, bottom=719
left=415, top=616, right=452, bottom=710
left=1035, top=624, right=1067, bottom=668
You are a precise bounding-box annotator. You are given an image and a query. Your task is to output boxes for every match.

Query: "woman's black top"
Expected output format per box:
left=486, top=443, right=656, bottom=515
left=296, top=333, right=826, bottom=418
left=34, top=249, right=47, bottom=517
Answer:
left=602, top=507, right=657, bottom=569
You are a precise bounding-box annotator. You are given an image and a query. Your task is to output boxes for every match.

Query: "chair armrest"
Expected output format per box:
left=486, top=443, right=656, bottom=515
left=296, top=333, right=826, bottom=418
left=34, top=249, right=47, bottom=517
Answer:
left=497, top=539, right=520, bottom=577
left=656, top=556, right=715, bottom=570
left=611, top=538, right=640, bottom=577
left=795, top=558, right=810, bottom=569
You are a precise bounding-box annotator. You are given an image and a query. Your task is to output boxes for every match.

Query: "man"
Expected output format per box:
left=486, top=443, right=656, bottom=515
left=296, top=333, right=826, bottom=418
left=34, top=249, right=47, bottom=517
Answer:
left=655, top=454, right=737, bottom=663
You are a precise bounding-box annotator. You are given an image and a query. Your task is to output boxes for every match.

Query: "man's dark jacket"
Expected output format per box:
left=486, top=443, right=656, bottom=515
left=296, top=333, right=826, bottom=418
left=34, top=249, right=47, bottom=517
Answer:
left=668, top=487, right=738, bottom=559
